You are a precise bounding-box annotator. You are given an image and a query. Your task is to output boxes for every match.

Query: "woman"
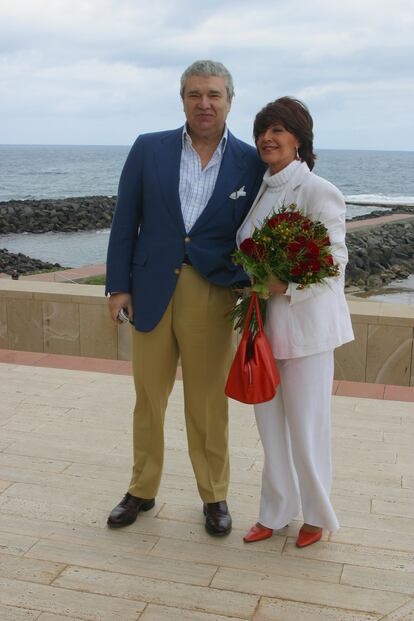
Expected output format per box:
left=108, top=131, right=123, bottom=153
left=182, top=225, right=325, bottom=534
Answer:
left=237, top=97, right=354, bottom=547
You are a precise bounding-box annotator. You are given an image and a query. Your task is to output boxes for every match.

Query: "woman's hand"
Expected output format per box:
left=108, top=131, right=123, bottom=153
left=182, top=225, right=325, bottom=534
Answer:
left=266, top=275, right=288, bottom=296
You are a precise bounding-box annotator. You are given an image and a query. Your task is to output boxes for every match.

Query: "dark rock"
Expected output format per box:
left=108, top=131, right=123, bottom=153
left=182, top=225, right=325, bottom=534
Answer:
left=0, top=196, right=116, bottom=234
left=0, top=248, right=63, bottom=275
left=345, top=220, right=414, bottom=289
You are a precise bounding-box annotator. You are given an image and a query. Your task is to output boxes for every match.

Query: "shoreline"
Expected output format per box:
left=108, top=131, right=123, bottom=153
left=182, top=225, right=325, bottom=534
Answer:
left=1, top=198, right=414, bottom=298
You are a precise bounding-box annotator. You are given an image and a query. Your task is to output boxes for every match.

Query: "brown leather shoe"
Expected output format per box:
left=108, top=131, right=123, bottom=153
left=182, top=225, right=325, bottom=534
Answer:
left=107, top=492, right=155, bottom=528
left=203, top=501, right=232, bottom=536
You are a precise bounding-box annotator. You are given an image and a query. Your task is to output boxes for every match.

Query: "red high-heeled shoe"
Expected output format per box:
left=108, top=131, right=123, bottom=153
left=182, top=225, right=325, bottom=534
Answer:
left=296, top=526, right=323, bottom=548
left=243, top=524, right=273, bottom=543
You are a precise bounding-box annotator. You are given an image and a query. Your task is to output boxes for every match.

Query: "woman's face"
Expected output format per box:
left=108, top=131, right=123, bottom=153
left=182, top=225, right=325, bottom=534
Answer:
left=256, top=123, right=299, bottom=174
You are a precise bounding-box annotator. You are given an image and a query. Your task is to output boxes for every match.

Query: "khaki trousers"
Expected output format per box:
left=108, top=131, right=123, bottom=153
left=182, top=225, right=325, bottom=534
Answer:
left=128, top=265, right=235, bottom=503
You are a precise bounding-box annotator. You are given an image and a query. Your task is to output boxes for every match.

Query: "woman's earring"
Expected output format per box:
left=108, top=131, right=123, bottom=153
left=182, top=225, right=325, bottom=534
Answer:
left=295, top=146, right=300, bottom=160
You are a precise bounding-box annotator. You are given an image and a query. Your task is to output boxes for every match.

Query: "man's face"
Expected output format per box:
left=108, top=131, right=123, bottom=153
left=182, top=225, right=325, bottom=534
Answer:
left=182, top=75, right=232, bottom=140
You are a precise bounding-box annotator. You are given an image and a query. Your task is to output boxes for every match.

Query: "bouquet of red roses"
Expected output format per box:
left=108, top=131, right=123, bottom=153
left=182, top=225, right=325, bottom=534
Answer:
left=231, top=203, right=340, bottom=331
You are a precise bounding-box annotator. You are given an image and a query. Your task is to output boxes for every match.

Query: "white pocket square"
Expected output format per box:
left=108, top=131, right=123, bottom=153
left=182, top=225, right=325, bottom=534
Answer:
left=229, top=186, right=246, bottom=200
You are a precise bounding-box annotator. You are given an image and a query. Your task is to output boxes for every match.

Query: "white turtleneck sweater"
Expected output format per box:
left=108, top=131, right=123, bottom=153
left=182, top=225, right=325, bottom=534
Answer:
left=238, top=160, right=301, bottom=242
left=236, top=160, right=354, bottom=359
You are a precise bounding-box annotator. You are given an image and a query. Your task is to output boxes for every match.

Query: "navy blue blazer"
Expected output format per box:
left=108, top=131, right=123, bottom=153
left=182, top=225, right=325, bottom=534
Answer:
left=106, top=127, right=265, bottom=331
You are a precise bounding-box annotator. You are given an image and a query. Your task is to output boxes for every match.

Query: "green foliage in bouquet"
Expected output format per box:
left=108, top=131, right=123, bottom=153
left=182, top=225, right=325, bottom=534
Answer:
left=231, top=204, right=340, bottom=332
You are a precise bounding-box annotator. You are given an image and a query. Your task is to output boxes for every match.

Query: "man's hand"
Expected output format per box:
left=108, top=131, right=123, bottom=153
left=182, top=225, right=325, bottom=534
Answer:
left=108, top=292, right=134, bottom=323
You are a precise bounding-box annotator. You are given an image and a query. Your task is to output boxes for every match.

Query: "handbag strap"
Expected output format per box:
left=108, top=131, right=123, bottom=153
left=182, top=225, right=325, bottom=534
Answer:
left=243, top=292, right=265, bottom=336
left=242, top=293, right=256, bottom=337
left=253, top=293, right=265, bottom=333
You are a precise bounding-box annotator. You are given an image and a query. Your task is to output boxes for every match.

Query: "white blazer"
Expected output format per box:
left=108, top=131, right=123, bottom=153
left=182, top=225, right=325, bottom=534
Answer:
left=237, top=162, right=354, bottom=359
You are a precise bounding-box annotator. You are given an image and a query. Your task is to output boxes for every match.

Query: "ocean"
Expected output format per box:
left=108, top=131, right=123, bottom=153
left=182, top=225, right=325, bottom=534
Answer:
left=0, top=145, right=413, bottom=279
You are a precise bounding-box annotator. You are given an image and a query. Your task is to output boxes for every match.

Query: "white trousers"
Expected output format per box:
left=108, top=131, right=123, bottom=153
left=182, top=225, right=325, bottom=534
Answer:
left=254, top=350, right=340, bottom=532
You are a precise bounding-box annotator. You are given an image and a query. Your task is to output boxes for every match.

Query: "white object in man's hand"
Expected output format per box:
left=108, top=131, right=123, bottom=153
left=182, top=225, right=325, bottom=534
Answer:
left=108, top=292, right=134, bottom=323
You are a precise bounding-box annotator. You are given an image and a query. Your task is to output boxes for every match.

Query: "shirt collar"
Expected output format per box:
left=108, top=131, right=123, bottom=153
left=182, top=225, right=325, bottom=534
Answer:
left=182, top=124, right=228, bottom=154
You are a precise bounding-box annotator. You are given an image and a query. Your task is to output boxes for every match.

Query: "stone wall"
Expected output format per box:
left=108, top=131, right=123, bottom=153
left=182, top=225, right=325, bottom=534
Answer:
left=0, top=281, right=413, bottom=386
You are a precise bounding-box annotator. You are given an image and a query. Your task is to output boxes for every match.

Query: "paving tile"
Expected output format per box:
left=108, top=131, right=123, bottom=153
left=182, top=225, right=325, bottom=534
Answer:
left=211, top=566, right=409, bottom=615
left=54, top=566, right=259, bottom=619
left=150, top=537, right=342, bottom=583
left=0, top=604, right=39, bottom=620
left=329, top=492, right=372, bottom=514
left=330, top=527, right=414, bottom=555
left=140, top=603, right=246, bottom=621
left=283, top=539, right=414, bottom=572
left=378, top=599, right=414, bottom=620
left=44, top=521, right=159, bottom=554
left=335, top=509, right=414, bottom=536
left=0, top=552, right=65, bottom=584
left=26, top=539, right=216, bottom=586
left=0, top=480, right=12, bottom=492
left=341, top=564, right=414, bottom=595
left=0, top=453, right=70, bottom=474
left=372, top=498, right=414, bottom=519
left=402, top=474, right=414, bottom=489
left=0, top=512, right=83, bottom=542
left=37, top=614, right=84, bottom=621
left=0, top=576, right=145, bottom=620
left=396, top=448, right=414, bottom=465
left=253, top=597, right=381, bottom=621
left=0, top=530, right=39, bottom=556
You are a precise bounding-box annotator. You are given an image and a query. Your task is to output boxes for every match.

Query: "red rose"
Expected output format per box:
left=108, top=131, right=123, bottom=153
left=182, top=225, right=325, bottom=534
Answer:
left=296, top=235, right=307, bottom=247
left=306, top=240, right=320, bottom=257
left=309, top=259, right=321, bottom=272
left=286, top=211, right=301, bottom=222
left=324, top=254, right=334, bottom=266
left=267, top=214, right=284, bottom=228
left=240, top=238, right=266, bottom=261
left=240, top=238, right=257, bottom=257
left=290, top=264, right=305, bottom=277
left=287, top=241, right=302, bottom=257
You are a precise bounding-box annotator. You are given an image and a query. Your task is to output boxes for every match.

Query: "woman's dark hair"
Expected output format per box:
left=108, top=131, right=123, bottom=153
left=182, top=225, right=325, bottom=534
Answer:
left=253, top=96, right=316, bottom=170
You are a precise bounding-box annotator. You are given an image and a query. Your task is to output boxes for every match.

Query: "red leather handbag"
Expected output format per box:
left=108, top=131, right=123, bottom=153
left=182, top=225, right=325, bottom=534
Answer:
left=225, top=293, right=279, bottom=404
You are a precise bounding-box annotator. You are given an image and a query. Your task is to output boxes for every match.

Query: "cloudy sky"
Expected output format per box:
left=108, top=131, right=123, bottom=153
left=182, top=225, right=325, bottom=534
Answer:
left=1, top=0, right=413, bottom=150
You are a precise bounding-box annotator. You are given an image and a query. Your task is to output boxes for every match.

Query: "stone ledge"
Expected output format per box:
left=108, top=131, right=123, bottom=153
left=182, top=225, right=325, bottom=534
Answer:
left=0, top=282, right=413, bottom=385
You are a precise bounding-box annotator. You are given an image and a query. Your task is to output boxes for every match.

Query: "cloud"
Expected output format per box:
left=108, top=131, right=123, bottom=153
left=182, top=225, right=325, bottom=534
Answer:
left=0, top=0, right=413, bottom=149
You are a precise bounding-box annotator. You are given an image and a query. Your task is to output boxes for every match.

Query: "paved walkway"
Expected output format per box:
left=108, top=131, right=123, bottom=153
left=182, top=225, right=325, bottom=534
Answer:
left=0, top=349, right=413, bottom=403
left=0, top=359, right=413, bottom=620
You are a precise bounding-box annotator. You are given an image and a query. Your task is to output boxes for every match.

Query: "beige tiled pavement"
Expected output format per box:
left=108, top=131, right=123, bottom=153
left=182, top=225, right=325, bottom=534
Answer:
left=0, top=362, right=413, bottom=620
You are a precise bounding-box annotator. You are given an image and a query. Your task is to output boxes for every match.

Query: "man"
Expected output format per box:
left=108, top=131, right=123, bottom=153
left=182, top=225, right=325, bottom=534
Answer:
left=106, top=60, right=264, bottom=535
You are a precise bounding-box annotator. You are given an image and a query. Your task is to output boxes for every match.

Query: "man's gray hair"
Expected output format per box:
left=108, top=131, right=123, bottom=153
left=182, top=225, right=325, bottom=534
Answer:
left=180, top=60, right=234, bottom=100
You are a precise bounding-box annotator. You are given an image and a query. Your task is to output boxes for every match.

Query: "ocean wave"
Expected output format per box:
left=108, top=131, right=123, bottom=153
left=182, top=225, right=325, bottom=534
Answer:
left=20, top=170, right=69, bottom=176
left=345, top=194, right=414, bottom=207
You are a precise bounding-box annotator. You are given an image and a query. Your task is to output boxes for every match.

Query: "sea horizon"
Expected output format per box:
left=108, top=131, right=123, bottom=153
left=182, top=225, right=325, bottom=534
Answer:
left=1, top=143, right=413, bottom=153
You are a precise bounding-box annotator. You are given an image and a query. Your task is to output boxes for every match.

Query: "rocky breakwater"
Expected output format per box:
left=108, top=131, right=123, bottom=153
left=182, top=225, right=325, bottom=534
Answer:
left=0, top=196, right=115, bottom=233
left=0, top=196, right=115, bottom=275
left=345, top=219, right=414, bottom=289
left=0, top=248, right=62, bottom=276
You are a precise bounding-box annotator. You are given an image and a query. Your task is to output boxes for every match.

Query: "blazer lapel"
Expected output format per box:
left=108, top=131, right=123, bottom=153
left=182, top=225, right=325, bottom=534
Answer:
left=153, top=127, right=186, bottom=233
left=236, top=180, right=267, bottom=245
left=190, top=132, right=246, bottom=233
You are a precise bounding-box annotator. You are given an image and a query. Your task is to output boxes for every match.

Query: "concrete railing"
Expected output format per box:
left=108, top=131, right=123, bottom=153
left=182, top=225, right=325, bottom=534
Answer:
left=1, top=281, right=413, bottom=386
